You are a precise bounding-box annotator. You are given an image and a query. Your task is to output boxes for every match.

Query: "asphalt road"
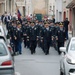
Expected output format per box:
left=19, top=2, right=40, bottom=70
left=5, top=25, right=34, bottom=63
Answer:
left=15, top=44, right=60, bottom=75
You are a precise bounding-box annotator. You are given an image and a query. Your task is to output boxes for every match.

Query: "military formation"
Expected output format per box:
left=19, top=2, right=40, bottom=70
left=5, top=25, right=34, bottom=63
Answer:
left=3, top=17, right=68, bottom=56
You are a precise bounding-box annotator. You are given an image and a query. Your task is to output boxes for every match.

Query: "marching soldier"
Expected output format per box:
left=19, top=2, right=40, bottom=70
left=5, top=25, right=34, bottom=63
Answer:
left=10, top=21, right=17, bottom=55
left=35, top=20, right=40, bottom=46
left=7, top=20, right=13, bottom=39
left=29, top=22, right=37, bottom=54
left=22, top=22, right=28, bottom=48
left=39, top=21, right=44, bottom=50
left=57, top=23, right=66, bottom=54
left=49, top=22, right=56, bottom=46
left=26, top=22, right=31, bottom=49
left=42, top=23, right=52, bottom=55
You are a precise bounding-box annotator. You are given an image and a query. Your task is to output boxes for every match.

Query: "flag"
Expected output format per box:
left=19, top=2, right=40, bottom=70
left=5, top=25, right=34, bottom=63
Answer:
left=15, top=3, right=22, bottom=23
left=17, top=9, right=21, bottom=19
left=15, top=3, right=21, bottom=19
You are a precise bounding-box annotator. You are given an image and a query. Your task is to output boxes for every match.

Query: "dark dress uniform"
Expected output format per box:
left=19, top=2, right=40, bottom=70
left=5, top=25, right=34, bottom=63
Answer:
left=22, top=25, right=27, bottom=47
left=7, top=22, right=13, bottom=39
left=49, top=25, right=56, bottom=46
left=10, top=25, right=17, bottom=54
left=57, top=27, right=66, bottom=54
left=43, top=27, right=51, bottom=55
left=30, top=26, right=37, bottom=54
left=26, top=26, right=31, bottom=48
left=35, top=24, right=40, bottom=46
left=39, top=25, right=44, bottom=50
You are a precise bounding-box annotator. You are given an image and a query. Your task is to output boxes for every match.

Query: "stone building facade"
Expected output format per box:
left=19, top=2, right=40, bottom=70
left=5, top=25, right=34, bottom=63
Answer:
left=0, top=0, right=49, bottom=17
left=32, top=0, right=46, bottom=15
left=48, top=0, right=55, bottom=19
left=66, top=0, right=75, bottom=36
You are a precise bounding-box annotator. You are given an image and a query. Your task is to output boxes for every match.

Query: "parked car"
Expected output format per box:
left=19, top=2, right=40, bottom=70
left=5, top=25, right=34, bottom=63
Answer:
left=0, top=25, right=7, bottom=41
left=69, top=73, right=75, bottom=75
left=60, top=37, right=75, bottom=75
left=0, top=39, right=15, bottom=75
left=0, top=25, right=14, bottom=55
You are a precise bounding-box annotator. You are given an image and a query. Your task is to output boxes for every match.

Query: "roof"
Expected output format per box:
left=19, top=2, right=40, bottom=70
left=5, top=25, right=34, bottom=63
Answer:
left=66, top=0, right=75, bottom=8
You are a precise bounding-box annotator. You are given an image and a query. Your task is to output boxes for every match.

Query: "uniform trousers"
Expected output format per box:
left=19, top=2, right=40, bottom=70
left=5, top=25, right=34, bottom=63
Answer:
left=58, top=42, right=64, bottom=54
left=30, top=40, right=37, bottom=54
left=44, top=40, right=50, bottom=55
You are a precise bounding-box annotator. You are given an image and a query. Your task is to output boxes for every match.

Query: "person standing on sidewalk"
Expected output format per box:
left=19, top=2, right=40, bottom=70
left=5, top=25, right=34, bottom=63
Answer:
left=63, top=18, right=69, bottom=40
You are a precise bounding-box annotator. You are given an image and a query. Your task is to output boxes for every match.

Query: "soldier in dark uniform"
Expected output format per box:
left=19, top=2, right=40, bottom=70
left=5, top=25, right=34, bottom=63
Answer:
left=42, top=23, right=52, bottom=55
left=7, top=20, right=13, bottom=39
left=40, top=26, right=44, bottom=51
left=26, top=22, right=31, bottom=49
left=9, top=21, right=17, bottom=55
left=22, top=22, right=28, bottom=48
left=39, top=21, right=44, bottom=50
left=35, top=20, right=40, bottom=47
left=49, top=22, right=56, bottom=46
left=29, top=22, right=37, bottom=54
left=16, top=22, right=23, bottom=54
left=53, top=22, right=60, bottom=50
left=57, top=23, right=66, bottom=54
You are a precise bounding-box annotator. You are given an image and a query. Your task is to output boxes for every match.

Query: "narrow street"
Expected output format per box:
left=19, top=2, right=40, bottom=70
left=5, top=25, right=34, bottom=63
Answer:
left=15, top=45, right=60, bottom=75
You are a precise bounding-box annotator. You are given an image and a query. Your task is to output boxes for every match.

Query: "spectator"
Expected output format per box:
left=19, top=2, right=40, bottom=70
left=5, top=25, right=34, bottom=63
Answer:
left=63, top=18, right=69, bottom=40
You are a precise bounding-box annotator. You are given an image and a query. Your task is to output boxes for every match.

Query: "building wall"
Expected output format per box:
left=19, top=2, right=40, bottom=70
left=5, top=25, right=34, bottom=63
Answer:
left=0, top=0, right=5, bottom=15
left=55, top=0, right=63, bottom=22
left=0, top=0, right=48, bottom=16
left=25, top=0, right=33, bottom=16
left=32, top=0, right=46, bottom=15
left=48, top=0, right=55, bottom=19
left=62, top=0, right=71, bottom=21
left=65, top=0, right=75, bottom=34
left=63, top=0, right=73, bottom=31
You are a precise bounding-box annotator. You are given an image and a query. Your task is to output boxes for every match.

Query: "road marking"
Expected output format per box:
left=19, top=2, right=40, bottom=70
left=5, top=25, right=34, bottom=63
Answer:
left=15, top=72, right=21, bottom=75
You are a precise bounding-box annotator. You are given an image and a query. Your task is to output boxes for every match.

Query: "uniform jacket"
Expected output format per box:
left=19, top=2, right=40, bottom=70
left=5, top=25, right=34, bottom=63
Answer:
left=29, top=26, right=37, bottom=41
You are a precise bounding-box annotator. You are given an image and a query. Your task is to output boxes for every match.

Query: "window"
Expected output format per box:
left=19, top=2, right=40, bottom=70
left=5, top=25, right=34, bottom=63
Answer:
left=0, top=43, right=7, bottom=56
left=70, top=43, right=75, bottom=51
left=50, top=6, right=52, bottom=10
left=66, top=39, right=70, bottom=52
left=70, top=39, right=75, bottom=51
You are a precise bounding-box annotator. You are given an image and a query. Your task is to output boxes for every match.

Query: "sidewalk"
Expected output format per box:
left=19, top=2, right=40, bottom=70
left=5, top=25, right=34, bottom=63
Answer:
left=68, top=31, right=72, bottom=39
left=65, top=31, right=72, bottom=47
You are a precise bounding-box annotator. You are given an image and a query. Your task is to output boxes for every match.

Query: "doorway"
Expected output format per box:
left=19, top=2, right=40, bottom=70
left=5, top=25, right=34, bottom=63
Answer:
left=23, top=6, right=25, bottom=17
left=63, top=11, right=66, bottom=21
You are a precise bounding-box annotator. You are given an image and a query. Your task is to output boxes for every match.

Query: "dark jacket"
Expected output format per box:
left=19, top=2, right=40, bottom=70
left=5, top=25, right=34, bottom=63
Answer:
left=42, top=28, right=51, bottom=42
left=57, top=28, right=66, bottom=42
left=64, top=20, right=69, bottom=31
left=16, top=28, right=23, bottom=41
left=29, top=26, right=37, bottom=41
